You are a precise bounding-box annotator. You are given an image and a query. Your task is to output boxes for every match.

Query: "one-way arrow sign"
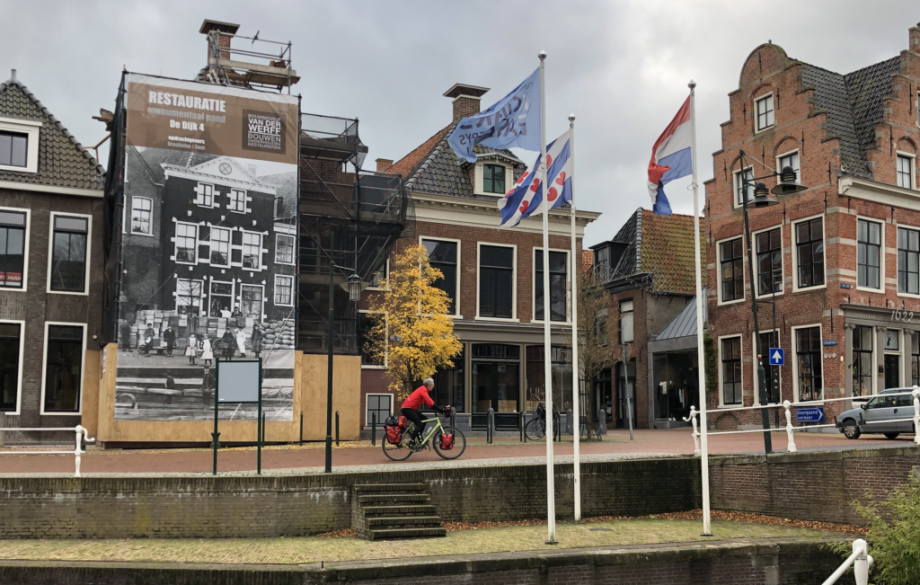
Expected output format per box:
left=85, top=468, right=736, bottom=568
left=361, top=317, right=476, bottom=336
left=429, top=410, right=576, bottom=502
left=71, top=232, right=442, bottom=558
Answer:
left=768, top=348, right=784, bottom=366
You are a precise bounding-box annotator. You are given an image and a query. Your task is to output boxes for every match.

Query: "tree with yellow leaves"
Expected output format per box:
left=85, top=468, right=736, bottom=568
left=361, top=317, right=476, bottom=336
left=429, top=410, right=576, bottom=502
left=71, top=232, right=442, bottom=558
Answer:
left=365, top=243, right=462, bottom=400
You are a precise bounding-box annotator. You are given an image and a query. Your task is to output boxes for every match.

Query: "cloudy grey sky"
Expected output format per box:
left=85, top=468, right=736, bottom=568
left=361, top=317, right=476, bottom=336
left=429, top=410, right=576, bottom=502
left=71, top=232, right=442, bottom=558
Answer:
left=1, top=1, right=917, bottom=245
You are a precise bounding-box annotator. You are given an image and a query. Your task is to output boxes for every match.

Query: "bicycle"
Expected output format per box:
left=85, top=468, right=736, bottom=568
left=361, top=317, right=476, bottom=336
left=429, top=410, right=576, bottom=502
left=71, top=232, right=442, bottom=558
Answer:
left=524, top=402, right=561, bottom=441
left=382, top=406, right=467, bottom=461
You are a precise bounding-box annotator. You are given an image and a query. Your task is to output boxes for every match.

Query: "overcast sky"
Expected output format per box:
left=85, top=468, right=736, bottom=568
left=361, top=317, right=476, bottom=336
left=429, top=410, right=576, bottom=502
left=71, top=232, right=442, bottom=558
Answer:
left=1, top=1, right=917, bottom=245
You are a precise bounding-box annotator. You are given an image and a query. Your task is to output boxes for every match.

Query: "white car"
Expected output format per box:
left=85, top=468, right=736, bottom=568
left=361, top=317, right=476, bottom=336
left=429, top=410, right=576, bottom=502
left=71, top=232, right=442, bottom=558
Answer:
left=836, top=387, right=916, bottom=440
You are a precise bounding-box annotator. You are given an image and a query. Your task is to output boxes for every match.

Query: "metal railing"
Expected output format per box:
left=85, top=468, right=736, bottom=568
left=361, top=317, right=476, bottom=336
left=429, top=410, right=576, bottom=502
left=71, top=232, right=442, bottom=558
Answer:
left=683, top=388, right=920, bottom=455
left=823, top=539, right=872, bottom=585
left=0, top=426, right=95, bottom=477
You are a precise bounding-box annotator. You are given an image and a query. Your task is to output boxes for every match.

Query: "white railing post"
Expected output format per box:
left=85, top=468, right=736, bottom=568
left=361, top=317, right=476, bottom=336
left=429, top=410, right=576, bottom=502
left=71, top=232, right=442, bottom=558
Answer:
left=783, top=400, right=796, bottom=453
left=853, top=539, right=870, bottom=585
left=913, top=386, right=920, bottom=446
left=72, top=425, right=95, bottom=478
left=683, top=406, right=700, bottom=457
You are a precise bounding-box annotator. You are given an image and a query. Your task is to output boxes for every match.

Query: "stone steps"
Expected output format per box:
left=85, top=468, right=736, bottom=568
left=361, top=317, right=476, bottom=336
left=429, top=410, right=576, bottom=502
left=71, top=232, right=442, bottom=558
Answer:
left=352, top=483, right=446, bottom=540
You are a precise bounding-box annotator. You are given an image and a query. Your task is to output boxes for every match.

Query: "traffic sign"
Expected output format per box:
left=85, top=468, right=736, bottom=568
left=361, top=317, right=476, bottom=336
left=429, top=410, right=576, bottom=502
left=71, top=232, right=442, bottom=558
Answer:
left=768, top=348, right=784, bottom=366
left=796, top=407, right=824, bottom=423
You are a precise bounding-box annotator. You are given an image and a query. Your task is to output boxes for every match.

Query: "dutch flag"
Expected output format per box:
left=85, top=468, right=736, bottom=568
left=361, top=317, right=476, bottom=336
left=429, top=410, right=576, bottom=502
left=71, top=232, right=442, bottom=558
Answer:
left=647, top=97, right=693, bottom=216
left=498, top=130, right=572, bottom=229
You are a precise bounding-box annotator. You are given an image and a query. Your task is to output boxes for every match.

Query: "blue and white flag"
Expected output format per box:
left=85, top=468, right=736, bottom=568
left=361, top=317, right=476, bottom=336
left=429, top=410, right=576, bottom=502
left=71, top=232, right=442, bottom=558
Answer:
left=447, top=68, right=542, bottom=163
left=498, top=130, right=572, bottom=229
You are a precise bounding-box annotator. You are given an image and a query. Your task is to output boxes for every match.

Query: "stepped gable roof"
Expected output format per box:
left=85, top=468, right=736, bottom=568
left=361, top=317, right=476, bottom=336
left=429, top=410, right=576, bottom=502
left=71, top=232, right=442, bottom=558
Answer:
left=0, top=74, right=105, bottom=191
left=797, top=56, right=900, bottom=179
left=386, top=121, right=525, bottom=197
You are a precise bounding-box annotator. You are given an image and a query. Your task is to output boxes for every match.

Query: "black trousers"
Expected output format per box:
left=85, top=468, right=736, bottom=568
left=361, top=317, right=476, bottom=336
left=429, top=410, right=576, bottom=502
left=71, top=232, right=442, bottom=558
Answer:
left=401, top=407, right=425, bottom=440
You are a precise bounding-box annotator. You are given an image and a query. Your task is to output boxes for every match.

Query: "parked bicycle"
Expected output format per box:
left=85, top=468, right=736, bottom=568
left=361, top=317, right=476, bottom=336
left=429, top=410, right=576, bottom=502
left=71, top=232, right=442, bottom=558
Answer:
left=382, top=406, right=467, bottom=461
left=524, top=402, right=561, bottom=441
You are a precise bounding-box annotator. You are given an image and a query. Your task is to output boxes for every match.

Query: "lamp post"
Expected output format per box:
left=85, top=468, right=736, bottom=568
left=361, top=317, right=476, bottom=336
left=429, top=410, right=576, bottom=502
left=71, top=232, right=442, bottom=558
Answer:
left=325, top=232, right=366, bottom=473
left=737, top=150, right=807, bottom=454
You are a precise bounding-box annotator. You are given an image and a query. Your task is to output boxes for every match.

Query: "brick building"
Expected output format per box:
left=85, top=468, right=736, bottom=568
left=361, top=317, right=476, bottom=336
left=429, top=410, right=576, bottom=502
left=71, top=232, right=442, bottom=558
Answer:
left=0, top=70, right=106, bottom=439
left=358, top=84, right=600, bottom=432
left=705, top=21, right=920, bottom=430
left=591, top=209, right=702, bottom=429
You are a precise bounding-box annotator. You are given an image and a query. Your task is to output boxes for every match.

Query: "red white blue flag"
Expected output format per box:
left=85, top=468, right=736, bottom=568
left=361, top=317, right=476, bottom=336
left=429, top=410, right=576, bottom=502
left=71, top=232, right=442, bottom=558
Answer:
left=498, top=130, right=572, bottom=229
left=647, top=97, right=692, bottom=215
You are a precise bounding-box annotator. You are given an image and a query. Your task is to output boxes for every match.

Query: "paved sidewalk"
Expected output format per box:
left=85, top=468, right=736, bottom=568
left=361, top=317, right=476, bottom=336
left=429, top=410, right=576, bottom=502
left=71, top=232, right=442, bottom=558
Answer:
left=0, top=429, right=908, bottom=476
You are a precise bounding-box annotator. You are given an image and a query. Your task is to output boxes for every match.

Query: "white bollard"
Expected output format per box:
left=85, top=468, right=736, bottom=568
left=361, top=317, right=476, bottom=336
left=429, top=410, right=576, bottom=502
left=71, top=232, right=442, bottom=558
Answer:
left=913, top=387, right=920, bottom=446
left=684, top=406, right=700, bottom=457
left=853, top=539, right=869, bottom=585
left=783, top=400, right=797, bottom=453
left=74, top=425, right=83, bottom=478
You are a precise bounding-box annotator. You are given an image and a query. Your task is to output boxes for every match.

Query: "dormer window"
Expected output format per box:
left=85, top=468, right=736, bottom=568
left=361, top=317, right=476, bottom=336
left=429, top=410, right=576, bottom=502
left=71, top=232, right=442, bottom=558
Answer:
left=0, top=131, right=27, bottom=168
left=755, top=94, right=774, bottom=132
left=483, top=164, right=506, bottom=194
left=0, top=118, right=40, bottom=174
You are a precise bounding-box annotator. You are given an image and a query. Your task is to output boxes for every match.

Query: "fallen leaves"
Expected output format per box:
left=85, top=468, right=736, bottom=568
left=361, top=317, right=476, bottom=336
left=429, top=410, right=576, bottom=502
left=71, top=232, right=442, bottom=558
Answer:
left=317, top=529, right=357, bottom=538
left=648, top=510, right=866, bottom=535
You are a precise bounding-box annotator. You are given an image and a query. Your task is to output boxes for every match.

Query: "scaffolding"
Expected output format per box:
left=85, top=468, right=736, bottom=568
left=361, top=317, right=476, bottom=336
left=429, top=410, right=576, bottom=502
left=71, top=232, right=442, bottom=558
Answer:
left=298, top=113, right=411, bottom=354
left=197, top=27, right=299, bottom=92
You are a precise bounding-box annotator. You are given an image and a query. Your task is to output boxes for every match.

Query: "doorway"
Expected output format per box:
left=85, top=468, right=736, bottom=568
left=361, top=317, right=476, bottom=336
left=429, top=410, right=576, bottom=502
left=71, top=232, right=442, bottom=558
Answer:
left=884, top=354, right=900, bottom=390
left=615, top=361, right=636, bottom=429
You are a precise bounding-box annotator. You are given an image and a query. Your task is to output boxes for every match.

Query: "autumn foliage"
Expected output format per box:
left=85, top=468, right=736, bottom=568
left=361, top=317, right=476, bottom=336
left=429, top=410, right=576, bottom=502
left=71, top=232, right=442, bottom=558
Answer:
left=365, top=244, right=462, bottom=399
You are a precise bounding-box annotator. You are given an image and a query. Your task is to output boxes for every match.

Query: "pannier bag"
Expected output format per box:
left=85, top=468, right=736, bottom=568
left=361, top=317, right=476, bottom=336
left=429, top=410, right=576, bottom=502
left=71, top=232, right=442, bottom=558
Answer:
left=386, top=425, right=403, bottom=445
left=398, top=416, right=408, bottom=429
left=439, top=433, right=454, bottom=450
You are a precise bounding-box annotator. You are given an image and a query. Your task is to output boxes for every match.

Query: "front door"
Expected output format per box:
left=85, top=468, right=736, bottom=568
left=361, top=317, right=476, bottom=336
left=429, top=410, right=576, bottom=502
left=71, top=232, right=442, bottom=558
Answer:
left=884, top=355, right=900, bottom=390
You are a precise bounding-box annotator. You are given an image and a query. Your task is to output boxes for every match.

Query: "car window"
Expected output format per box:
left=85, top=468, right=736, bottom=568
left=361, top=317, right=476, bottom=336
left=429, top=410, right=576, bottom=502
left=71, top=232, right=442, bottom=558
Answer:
left=868, top=395, right=895, bottom=408
left=896, top=394, right=914, bottom=408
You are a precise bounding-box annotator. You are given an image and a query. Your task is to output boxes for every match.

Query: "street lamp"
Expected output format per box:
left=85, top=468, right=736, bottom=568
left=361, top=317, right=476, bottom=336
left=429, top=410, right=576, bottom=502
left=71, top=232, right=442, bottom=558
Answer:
left=737, top=150, right=807, bottom=454
left=325, top=232, right=366, bottom=473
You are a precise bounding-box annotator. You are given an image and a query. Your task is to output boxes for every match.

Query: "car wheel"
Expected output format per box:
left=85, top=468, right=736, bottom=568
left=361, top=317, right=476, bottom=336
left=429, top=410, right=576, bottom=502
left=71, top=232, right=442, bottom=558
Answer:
left=884, top=432, right=900, bottom=440
left=842, top=419, right=861, bottom=440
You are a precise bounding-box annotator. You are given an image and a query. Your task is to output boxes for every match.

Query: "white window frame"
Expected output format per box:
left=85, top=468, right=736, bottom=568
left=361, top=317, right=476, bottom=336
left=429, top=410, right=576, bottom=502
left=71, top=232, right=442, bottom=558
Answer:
left=39, top=321, right=86, bottom=416
left=195, top=182, right=215, bottom=208
left=791, top=213, right=827, bottom=293
left=239, top=283, right=265, bottom=319
left=173, top=221, right=198, bottom=266
left=0, top=205, right=30, bottom=293
left=420, top=236, right=462, bottom=318
left=241, top=230, right=262, bottom=271
left=228, top=188, right=247, bottom=213
left=208, top=226, right=231, bottom=268
left=274, top=274, right=294, bottom=307
left=896, top=225, right=920, bottom=299
left=130, top=196, right=154, bottom=236
left=0, top=117, right=41, bottom=174
left=752, top=224, right=784, bottom=300
left=274, top=233, right=296, bottom=266
left=0, top=318, right=26, bottom=415
left=475, top=241, right=518, bottom=322
left=46, top=211, right=91, bottom=296
left=475, top=161, right=512, bottom=196
left=716, top=235, right=746, bottom=306
left=855, top=216, right=885, bottom=293
left=532, top=246, right=570, bottom=324
left=208, top=279, right=234, bottom=317
left=618, top=299, right=635, bottom=344
left=367, top=258, right=390, bottom=290
left=732, top=166, right=755, bottom=208
left=791, top=323, right=824, bottom=403
left=851, top=324, right=877, bottom=397
left=176, top=278, right=204, bottom=316
left=896, top=151, right=916, bottom=190
left=751, top=328, right=781, bottom=405
left=775, top=149, right=800, bottom=181
left=365, top=392, right=394, bottom=427
left=754, top=93, right=775, bottom=133
left=717, top=333, right=744, bottom=408
left=359, top=309, right=388, bottom=370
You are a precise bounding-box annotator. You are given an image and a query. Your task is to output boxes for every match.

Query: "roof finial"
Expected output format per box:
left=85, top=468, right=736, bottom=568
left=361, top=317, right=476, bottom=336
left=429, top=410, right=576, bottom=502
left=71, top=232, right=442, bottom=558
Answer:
left=768, top=39, right=772, bottom=44
left=10, top=69, right=16, bottom=82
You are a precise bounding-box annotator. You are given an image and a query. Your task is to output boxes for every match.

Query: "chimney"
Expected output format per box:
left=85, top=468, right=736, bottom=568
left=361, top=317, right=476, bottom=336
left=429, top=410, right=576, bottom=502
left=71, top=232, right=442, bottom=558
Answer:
left=200, top=19, right=240, bottom=62
left=376, top=158, right=394, bottom=172
left=443, top=83, right=490, bottom=123
left=10, top=69, right=16, bottom=82
left=911, top=22, right=920, bottom=52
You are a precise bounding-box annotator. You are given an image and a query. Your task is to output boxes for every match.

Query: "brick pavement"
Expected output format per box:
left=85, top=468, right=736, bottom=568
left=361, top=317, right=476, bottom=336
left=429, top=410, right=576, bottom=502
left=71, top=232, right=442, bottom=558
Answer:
left=0, top=429, right=906, bottom=475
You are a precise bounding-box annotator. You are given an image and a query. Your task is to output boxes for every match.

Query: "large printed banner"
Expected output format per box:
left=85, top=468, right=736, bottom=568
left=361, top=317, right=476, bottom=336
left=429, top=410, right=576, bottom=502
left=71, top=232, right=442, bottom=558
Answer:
left=115, top=75, right=299, bottom=422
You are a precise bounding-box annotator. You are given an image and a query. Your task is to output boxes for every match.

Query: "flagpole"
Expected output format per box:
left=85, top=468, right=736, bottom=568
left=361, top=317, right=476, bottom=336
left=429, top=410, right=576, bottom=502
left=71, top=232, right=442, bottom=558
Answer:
left=538, top=50, right=557, bottom=545
left=568, top=113, right=581, bottom=522
left=689, top=80, right=712, bottom=537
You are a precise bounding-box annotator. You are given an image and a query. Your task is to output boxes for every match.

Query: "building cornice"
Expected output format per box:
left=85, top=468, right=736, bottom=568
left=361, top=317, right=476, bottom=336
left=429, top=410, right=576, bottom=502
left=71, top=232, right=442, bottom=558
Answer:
left=0, top=180, right=103, bottom=198
left=838, top=176, right=920, bottom=210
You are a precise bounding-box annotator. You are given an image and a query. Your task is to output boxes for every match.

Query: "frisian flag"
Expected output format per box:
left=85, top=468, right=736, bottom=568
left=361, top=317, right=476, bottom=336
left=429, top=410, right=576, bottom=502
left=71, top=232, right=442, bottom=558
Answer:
left=498, top=129, right=572, bottom=229
left=647, top=96, right=692, bottom=216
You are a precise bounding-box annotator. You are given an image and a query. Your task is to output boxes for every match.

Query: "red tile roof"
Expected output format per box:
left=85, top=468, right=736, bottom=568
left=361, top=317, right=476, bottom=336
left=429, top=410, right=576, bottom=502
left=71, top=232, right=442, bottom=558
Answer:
left=384, top=123, right=453, bottom=178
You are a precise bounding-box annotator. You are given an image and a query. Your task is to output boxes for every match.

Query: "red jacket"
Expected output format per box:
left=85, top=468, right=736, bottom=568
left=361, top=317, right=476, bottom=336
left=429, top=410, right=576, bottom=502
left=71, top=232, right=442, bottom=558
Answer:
left=402, top=385, right=434, bottom=411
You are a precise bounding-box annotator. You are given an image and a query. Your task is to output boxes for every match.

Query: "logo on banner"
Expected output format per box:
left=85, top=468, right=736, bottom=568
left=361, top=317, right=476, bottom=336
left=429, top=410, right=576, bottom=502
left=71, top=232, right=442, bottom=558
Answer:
left=242, top=110, right=287, bottom=155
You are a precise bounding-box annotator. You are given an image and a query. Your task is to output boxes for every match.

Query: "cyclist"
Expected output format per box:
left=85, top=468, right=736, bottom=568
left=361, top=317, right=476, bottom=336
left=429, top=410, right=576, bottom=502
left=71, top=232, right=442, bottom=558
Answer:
left=401, top=378, right=443, bottom=447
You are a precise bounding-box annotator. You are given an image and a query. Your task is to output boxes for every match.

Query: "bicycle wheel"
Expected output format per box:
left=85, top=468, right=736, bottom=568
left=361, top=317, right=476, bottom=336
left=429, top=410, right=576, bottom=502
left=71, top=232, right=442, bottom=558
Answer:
left=525, top=417, right=546, bottom=440
left=382, top=429, right=414, bottom=461
left=433, top=426, right=467, bottom=460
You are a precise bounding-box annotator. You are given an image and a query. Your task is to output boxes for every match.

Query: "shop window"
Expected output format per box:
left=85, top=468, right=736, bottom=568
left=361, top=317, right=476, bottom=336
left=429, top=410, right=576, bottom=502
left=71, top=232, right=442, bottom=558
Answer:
left=479, top=244, right=514, bottom=319
left=721, top=337, right=742, bottom=405
left=912, top=331, right=920, bottom=387
left=50, top=215, right=89, bottom=293
left=422, top=239, right=458, bottom=315
left=0, top=210, right=26, bottom=289
left=209, top=281, right=233, bottom=317
left=176, top=279, right=202, bottom=315
left=525, top=345, right=572, bottom=413
left=473, top=344, right=521, bottom=414
left=897, top=227, right=920, bottom=295
left=652, top=353, right=696, bottom=421
left=720, top=238, right=744, bottom=301
left=759, top=331, right=780, bottom=403
left=857, top=219, right=882, bottom=289
left=755, top=228, right=782, bottom=296
left=240, top=284, right=263, bottom=317
left=0, top=322, right=22, bottom=412
left=432, top=346, right=465, bottom=411
left=852, top=325, right=873, bottom=397
left=795, top=326, right=823, bottom=402
left=535, top=249, right=568, bottom=322
left=795, top=218, right=824, bottom=288
left=42, top=324, right=84, bottom=413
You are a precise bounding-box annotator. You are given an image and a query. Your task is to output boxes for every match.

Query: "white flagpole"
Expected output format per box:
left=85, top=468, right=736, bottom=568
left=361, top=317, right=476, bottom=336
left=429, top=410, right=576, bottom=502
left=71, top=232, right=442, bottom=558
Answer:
left=539, top=50, right=557, bottom=545
left=568, top=114, right=581, bottom=522
left=689, top=80, right=712, bottom=537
